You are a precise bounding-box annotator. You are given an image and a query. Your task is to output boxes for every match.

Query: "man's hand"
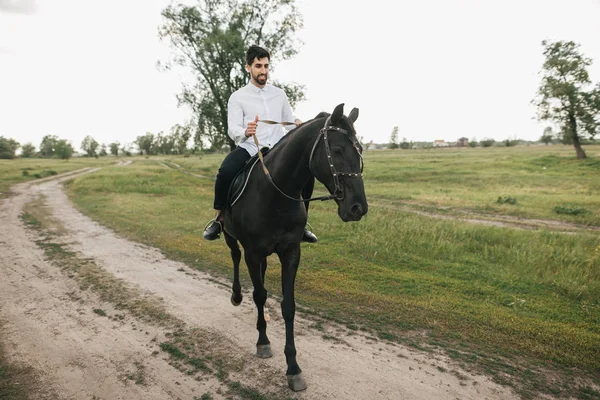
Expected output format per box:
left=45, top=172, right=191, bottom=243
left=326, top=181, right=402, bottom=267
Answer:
left=245, top=115, right=259, bottom=137
left=295, top=118, right=302, bottom=127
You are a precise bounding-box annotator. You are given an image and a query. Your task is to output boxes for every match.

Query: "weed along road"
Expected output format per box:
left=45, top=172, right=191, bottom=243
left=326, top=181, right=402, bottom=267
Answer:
left=0, top=167, right=521, bottom=399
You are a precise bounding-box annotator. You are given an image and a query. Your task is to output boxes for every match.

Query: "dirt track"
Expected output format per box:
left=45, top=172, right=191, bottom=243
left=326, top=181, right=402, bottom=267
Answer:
left=0, top=168, right=520, bottom=399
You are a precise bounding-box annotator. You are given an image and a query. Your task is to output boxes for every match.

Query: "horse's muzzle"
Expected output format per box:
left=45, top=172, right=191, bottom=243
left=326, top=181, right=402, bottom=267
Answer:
left=340, top=201, right=368, bottom=221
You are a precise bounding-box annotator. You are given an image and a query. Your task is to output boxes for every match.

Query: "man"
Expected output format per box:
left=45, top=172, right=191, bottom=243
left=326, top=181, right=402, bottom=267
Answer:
left=203, top=45, right=318, bottom=243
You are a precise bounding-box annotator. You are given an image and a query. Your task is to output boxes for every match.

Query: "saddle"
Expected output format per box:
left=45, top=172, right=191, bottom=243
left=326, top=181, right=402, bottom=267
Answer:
left=226, top=147, right=270, bottom=208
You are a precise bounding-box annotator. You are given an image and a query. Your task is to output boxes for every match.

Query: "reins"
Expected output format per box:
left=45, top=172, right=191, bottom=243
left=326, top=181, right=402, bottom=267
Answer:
left=253, top=118, right=363, bottom=202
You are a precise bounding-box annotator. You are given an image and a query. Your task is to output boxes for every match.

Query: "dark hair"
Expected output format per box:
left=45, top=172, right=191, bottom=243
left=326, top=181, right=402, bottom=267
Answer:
left=246, top=45, right=270, bottom=66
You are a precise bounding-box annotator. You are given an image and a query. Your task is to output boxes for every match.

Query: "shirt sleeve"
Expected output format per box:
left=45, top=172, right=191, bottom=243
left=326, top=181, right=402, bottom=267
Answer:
left=228, top=93, right=248, bottom=144
left=281, top=92, right=296, bottom=132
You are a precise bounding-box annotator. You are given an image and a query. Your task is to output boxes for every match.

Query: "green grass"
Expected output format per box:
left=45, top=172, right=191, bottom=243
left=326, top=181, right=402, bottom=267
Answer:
left=364, top=145, right=600, bottom=225
left=0, top=157, right=117, bottom=198
left=0, top=330, right=31, bottom=400
left=59, top=146, right=600, bottom=398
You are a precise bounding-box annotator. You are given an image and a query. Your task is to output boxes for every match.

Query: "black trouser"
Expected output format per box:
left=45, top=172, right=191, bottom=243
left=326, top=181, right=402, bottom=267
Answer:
left=213, top=146, right=315, bottom=212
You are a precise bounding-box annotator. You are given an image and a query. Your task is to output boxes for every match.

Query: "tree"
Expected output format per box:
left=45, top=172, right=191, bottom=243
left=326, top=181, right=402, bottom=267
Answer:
left=480, top=138, right=495, bottom=147
left=0, top=136, right=20, bottom=159
left=170, top=124, right=192, bottom=154
left=540, top=127, right=553, bottom=145
left=468, top=137, right=477, bottom=148
left=158, top=0, right=305, bottom=151
left=135, top=133, right=155, bottom=155
left=400, top=137, right=411, bottom=149
left=81, top=135, right=99, bottom=157
left=121, top=144, right=133, bottom=157
left=21, top=142, right=36, bottom=157
left=54, top=139, right=74, bottom=159
left=99, top=143, right=108, bottom=156
left=40, top=135, right=59, bottom=157
left=109, top=142, right=120, bottom=156
left=155, top=131, right=178, bottom=155
left=389, top=126, right=399, bottom=149
left=533, top=40, right=600, bottom=159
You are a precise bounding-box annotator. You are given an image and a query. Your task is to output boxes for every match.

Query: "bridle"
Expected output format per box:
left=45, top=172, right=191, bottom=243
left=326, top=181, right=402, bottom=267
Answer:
left=255, top=117, right=364, bottom=203
left=308, top=116, right=364, bottom=201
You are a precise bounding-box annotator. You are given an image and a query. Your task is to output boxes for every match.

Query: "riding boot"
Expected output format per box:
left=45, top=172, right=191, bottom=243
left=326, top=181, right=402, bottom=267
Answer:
left=302, top=229, right=318, bottom=243
left=203, top=219, right=223, bottom=241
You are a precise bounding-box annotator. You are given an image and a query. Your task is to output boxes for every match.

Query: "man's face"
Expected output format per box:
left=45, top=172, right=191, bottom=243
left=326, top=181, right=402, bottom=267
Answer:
left=247, top=57, right=269, bottom=86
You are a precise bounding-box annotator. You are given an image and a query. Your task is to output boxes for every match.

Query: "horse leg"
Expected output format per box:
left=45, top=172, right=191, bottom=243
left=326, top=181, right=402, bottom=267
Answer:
left=260, top=257, right=272, bottom=322
left=245, top=253, right=272, bottom=358
left=279, top=245, right=306, bottom=391
left=224, top=232, right=243, bottom=306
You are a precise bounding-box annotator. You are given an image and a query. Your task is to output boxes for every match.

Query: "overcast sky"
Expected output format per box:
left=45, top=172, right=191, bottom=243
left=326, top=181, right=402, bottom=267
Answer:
left=1, top=0, right=599, bottom=150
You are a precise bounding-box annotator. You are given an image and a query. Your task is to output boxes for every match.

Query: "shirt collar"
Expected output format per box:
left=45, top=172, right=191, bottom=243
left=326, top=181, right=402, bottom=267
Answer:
left=247, top=82, right=268, bottom=93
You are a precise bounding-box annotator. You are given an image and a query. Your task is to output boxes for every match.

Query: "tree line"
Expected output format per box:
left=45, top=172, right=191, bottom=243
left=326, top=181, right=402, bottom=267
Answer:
left=0, top=134, right=125, bottom=160
left=0, top=135, right=74, bottom=160
left=0, top=122, right=198, bottom=160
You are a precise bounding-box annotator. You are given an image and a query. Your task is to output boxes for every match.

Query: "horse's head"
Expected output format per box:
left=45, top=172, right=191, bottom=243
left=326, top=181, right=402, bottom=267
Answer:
left=310, top=104, right=368, bottom=222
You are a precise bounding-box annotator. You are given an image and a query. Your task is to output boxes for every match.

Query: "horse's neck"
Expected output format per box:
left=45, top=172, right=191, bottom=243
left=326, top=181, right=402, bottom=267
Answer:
left=266, top=123, right=319, bottom=193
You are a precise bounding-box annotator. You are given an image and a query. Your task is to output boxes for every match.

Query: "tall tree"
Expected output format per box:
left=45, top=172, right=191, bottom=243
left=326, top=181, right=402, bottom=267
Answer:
left=40, top=135, right=59, bottom=157
left=540, top=126, right=553, bottom=145
left=21, top=142, right=36, bottom=157
left=533, top=40, right=600, bottom=159
left=109, top=142, right=120, bottom=156
left=170, top=123, right=192, bottom=154
left=135, top=133, right=155, bottom=155
left=159, top=0, right=305, bottom=151
left=389, top=126, right=399, bottom=149
left=81, top=135, right=99, bottom=157
left=0, top=136, right=20, bottom=159
left=54, top=139, right=74, bottom=159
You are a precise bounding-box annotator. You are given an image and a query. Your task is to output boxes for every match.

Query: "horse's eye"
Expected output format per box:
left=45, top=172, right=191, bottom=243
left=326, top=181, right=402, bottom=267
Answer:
left=332, top=147, right=343, bottom=155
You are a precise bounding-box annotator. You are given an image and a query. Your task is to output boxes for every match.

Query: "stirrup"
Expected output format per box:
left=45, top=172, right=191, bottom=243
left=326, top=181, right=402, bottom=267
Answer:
left=203, top=218, right=222, bottom=231
left=302, top=222, right=318, bottom=243
left=203, top=218, right=223, bottom=241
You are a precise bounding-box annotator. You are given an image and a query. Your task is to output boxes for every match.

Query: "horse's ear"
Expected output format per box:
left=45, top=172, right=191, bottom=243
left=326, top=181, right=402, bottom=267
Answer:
left=331, top=103, right=345, bottom=125
left=348, top=107, right=359, bottom=123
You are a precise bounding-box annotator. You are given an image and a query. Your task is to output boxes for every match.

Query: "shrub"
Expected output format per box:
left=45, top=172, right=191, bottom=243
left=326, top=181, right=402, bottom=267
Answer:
left=497, top=196, right=517, bottom=205
left=553, top=204, right=589, bottom=215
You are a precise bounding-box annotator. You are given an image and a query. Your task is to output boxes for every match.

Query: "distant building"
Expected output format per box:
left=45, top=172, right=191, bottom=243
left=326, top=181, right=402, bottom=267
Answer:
left=457, top=137, right=469, bottom=147
left=433, top=139, right=449, bottom=147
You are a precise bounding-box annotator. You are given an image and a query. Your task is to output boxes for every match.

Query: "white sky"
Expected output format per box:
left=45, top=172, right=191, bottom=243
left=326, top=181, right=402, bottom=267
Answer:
left=1, top=0, right=599, bottom=150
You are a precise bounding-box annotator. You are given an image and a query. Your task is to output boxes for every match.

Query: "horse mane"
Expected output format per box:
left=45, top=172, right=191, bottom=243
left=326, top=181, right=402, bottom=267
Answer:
left=266, top=113, right=328, bottom=154
left=266, top=109, right=355, bottom=157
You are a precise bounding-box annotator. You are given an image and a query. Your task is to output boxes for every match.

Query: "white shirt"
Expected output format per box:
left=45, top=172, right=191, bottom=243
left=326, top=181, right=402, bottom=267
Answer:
left=228, top=82, right=296, bottom=156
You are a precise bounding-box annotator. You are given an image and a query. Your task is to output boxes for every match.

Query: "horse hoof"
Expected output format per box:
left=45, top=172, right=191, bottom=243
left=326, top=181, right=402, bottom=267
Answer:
left=287, top=373, right=307, bottom=392
left=231, top=293, right=242, bottom=306
left=256, top=344, right=273, bottom=358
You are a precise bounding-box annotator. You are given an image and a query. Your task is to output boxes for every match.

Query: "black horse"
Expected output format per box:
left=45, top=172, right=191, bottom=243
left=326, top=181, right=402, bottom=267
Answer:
left=222, top=103, right=368, bottom=391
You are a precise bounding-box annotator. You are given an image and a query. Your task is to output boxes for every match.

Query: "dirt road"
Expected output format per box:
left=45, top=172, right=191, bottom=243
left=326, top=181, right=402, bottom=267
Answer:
left=0, top=169, right=519, bottom=399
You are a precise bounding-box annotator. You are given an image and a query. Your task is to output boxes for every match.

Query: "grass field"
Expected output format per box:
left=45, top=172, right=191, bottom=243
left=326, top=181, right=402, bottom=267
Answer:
left=5, top=145, right=600, bottom=398
left=0, top=157, right=114, bottom=198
